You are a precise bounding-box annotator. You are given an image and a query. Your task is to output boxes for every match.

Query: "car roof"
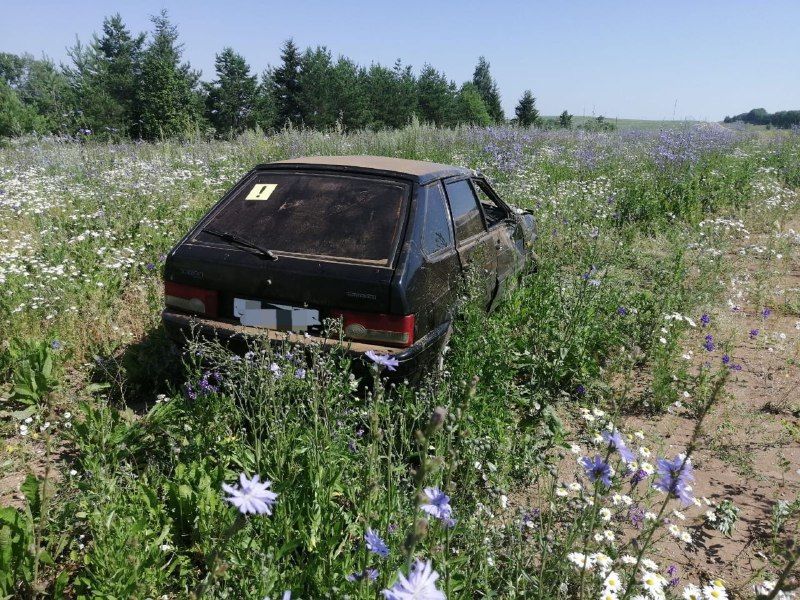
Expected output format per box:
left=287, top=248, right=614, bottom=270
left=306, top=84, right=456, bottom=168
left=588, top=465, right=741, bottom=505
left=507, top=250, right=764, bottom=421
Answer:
left=259, top=155, right=472, bottom=185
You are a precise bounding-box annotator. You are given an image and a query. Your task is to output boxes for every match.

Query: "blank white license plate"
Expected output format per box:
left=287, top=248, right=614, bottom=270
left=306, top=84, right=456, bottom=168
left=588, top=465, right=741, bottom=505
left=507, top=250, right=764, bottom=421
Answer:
left=233, top=298, right=320, bottom=331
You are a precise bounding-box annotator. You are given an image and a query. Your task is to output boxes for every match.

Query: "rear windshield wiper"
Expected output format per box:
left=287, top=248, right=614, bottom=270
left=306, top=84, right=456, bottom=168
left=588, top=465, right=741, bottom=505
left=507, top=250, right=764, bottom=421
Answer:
left=201, top=226, right=278, bottom=261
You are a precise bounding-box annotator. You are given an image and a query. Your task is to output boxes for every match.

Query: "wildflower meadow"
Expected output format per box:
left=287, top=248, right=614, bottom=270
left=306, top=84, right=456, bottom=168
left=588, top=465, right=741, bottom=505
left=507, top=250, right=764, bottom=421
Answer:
left=1, top=123, right=799, bottom=598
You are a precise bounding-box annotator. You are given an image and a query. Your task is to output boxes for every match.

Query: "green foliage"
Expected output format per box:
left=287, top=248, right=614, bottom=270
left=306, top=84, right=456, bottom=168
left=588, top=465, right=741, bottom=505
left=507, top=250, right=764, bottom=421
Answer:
left=136, top=10, right=203, bottom=140
left=0, top=493, right=36, bottom=597
left=270, top=39, right=303, bottom=128
left=9, top=340, right=59, bottom=407
left=725, top=107, right=800, bottom=129
left=417, top=64, right=457, bottom=127
left=0, top=80, right=45, bottom=136
left=65, top=14, right=145, bottom=139
left=205, top=47, right=259, bottom=136
left=455, top=82, right=492, bottom=126
left=471, top=56, right=504, bottom=123
left=0, top=52, right=72, bottom=134
left=365, top=60, right=418, bottom=129
left=514, top=89, right=539, bottom=127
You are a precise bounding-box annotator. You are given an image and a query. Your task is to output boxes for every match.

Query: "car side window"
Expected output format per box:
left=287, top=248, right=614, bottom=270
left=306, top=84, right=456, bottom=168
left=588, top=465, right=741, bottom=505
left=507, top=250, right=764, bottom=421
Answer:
left=444, top=179, right=485, bottom=242
left=472, top=179, right=508, bottom=227
left=421, top=183, right=454, bottom=255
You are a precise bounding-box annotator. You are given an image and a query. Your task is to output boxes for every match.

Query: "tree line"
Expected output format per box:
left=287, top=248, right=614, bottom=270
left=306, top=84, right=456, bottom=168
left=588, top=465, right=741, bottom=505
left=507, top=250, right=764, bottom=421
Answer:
left=723, top=107, right=800, bottom=129
left=0, top=11, right=577, bottom=140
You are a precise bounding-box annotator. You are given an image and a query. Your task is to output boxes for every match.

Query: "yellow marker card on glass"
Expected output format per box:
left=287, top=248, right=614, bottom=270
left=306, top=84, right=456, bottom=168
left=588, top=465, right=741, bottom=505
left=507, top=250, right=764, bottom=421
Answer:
left=246, top=183, right=277, bottom=200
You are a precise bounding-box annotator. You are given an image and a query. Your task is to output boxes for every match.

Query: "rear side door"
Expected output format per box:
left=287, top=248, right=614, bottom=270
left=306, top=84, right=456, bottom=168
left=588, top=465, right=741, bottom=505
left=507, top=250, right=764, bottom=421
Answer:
left=471, top=178, right=523, bottom=307
left=443, top=178, right=497, bottom=305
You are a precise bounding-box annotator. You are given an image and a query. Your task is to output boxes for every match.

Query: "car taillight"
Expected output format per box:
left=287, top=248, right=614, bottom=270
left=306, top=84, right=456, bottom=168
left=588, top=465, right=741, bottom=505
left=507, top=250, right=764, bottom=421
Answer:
left=331, top=310, right=415, bottom=348
left=164, top=282, right=219, bottom=317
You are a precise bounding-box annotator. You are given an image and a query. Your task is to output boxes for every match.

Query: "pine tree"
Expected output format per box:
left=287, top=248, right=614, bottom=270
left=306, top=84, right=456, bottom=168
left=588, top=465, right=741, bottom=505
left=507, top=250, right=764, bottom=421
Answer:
left=472, top=56, right=504, bottom=123
left=559, top=110, right=573, bottom=129
left=330, top=57, right=370, bottom=130
left=137, top=11, right=202, bottom=139
left=365, top=60, right=417, bottom=129
left=416, top=64, right=456, bottom=126
left=271, top=39, right=303, bottom=127
left=455, top=82, right=491, bottom=126
left=205, top=47, right=258, bottom=136
left=66, top=14, right=144, bottom=137
left=514, top=90, right=539, bottom=127
left=297, top=46, right=336, bottom=129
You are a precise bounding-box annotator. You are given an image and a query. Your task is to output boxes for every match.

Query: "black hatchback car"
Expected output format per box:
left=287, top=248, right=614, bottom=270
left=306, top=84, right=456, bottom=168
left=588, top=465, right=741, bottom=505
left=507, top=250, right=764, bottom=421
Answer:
left=162, top=156, right=535, bottom=375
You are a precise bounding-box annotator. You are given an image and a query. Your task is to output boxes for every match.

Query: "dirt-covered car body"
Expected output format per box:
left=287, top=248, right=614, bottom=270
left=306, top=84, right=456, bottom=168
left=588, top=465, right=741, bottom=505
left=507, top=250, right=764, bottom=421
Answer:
left=162, top=156, right=536, bottom=375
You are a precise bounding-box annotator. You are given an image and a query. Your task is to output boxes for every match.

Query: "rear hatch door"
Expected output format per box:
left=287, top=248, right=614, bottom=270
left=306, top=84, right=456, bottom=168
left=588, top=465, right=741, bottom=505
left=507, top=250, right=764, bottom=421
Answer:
left=166, top=169, right=411, bottom=318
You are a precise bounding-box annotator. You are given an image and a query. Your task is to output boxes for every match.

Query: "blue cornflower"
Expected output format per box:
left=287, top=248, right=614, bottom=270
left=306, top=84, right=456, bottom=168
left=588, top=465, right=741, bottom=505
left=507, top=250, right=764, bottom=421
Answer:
left=270, top=362, right=282, bottom=377
left=703, top=334, right=715, bottom=352
left=365, top=350, right=400, bottom=372
left=294, top=368, right=306, bottom=379
left=653, top=455, right=695, bottom=506
left=365, top=528, right=389, bottom=558
left=700, top=313, right=710, bottom=327
left=749, top=328, right=759, bottom=339
left=761, top=308, right=772, bottom=319
left=420, top=487, right=454, bottom=525
left=602, top=429, right=636, bottom=463
left=580, top=455, right=612, bottom=487
left=50, top=340, right=63, bottom=350
left=616, top=306, right=628, bottom=316
left=575, top=384, right=586, bottom=396
left=382, top=560, right=445, bottom=600
left=145, top=262, right=156, bottom=271
left=722, top=354, right=730, bottom=365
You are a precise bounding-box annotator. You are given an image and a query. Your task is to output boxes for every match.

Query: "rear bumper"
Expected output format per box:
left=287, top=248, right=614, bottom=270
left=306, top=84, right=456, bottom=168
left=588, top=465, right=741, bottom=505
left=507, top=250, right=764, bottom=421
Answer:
left=161, top=309, right=450, bottom=378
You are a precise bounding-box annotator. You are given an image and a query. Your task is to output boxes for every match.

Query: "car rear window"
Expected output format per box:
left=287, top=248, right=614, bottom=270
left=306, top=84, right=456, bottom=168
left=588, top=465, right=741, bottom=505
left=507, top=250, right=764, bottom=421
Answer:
left=197, top=172, right=411, bottom=265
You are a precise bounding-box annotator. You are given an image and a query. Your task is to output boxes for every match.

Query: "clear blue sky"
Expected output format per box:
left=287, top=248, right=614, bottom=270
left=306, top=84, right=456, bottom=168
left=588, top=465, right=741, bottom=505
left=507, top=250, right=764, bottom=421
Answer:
left=2, top=0, right=799, bottom=121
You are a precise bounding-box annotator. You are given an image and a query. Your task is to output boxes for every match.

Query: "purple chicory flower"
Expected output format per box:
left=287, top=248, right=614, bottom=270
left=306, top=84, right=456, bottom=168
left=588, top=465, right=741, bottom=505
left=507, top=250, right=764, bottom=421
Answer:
left=653, top=455, right=695, bottom=506
left=631, top=468, right=648, bottom=486
left=270, top=362, right=282, bottom=377
left=347, top=568, right=379, bottom=582
left=365, top=528, right=389, bottom=558
left=667, top=564, right=680, bottom=588
left=222, top=473, right=278, bottom=515
left=382, top=560, right=446, bottom=600
left=629, top=504, right=645, bottom=528
left=580, top=455, right=613, bottom=487
left=703, top=334, right=715, bottom=352
left=365, top=350, right=400, bottom=372
left=420, top=487, right=454, bottom=525
left=294, top=368, right=306, bottom=379
left=602, top=429, right=636, bottom=463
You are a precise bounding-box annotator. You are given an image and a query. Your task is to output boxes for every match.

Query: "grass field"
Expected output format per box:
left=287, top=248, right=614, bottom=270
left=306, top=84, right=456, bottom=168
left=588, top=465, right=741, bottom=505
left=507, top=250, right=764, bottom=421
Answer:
left=1, top=124, right=799, bottom=599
